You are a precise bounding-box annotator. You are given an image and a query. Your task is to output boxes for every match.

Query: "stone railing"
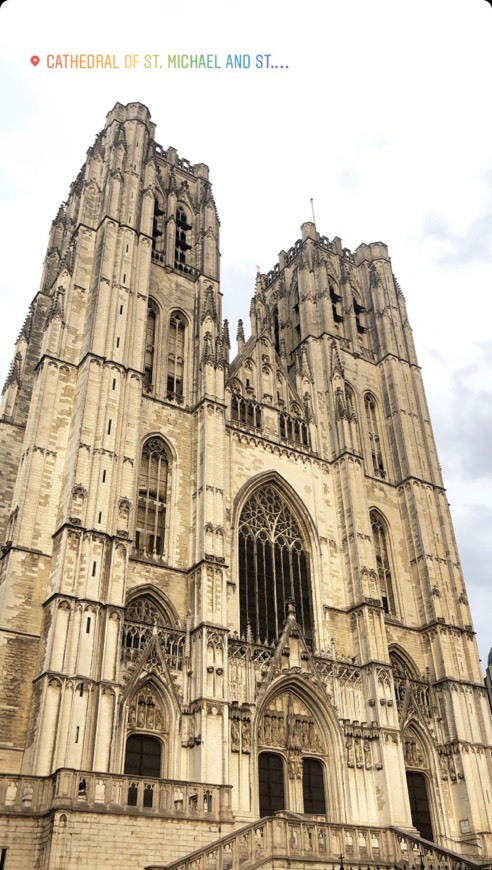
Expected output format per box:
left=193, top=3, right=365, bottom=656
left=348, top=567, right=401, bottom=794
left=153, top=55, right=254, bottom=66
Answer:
left=146, top=815, right=491, bottom=870
left=0, top=770, right=232, bottom=821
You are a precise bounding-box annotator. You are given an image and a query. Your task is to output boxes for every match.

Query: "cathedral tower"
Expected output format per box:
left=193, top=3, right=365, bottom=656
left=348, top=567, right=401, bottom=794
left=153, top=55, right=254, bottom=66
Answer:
left=0, top=103, right=491, bottom=870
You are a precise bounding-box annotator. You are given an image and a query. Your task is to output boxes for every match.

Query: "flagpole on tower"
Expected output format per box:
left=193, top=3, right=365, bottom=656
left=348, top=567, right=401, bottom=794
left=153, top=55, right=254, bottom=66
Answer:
left=310, top=197, right=316, bottom=224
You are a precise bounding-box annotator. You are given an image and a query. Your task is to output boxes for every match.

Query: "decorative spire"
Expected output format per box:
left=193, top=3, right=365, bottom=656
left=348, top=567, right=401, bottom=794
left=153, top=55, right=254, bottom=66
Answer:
left=45, top=287, right=66, bottom=329
left=19, top=305, right=34, bottom=344
left=91, top=134, right=105, bottom=160
left=300, top=347, right=313, bottom=382
left=330, top=340, right=344, bottom=380
left=1, top=352, right=22, bottom=395
left=201, top=285, right=217, bottom=324
left=202, top=331, right=214, bottom=365
left=222, top=319, right=230, bottom=350
left=237, top=319, right=245, bottom=354
left=53, top=203, right=66, bottom=226
left=215, top=335, right=224, bottom=368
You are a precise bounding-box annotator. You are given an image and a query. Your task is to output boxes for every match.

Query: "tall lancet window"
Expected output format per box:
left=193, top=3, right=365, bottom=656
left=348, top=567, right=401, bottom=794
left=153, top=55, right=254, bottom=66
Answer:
left=292, top=284, right=301, bottom=344
left=370, top=509, right=396, bottom=615
left=152, top=196, right=165, bottom=255
left=167, top=312, right=185, bottom=401
left=273, top=306, right=280, bottom=355
left=135, top=437, right=168, bottom=558
left=238, top=485, right=313, bottom=646
left=364, top=393, right=385, bottom=479
left=174, top=205, right=192, bottom=271
left=143, top=300, right=157, bottom=392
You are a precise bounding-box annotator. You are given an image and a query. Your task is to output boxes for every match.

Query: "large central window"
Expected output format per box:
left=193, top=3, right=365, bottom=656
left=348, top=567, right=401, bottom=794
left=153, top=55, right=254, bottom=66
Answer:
left=238, top=485, right=313, bottom=645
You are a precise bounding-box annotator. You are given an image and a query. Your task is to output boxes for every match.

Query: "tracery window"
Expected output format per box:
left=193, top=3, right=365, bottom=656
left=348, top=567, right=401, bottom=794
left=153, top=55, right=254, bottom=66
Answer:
left=122, top=594, right=185, bottom=668
left=167, top=312, right=185, bottom=402
left=279, top=412, right=309, bottom=447
left=365, top=394, right=385, bottom=478
left=231, top=394, right=262, bottom=429
left=390, top=649, right=431, bottom=718
left=370, top=510, right=395, bottom=615
left=143, top=299, right=157, bottom=392
left=123, top=596, right=168, bottom=651
left=174, top=205, right=191, bottom=271
left=238, top=485, right=313, bottom=646
left=135, top=438, right=168, bottom=558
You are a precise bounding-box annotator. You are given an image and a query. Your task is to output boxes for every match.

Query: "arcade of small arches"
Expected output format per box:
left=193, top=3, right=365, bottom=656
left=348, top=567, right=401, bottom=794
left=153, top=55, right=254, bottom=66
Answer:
left=228, top=370, right=386, bottom=474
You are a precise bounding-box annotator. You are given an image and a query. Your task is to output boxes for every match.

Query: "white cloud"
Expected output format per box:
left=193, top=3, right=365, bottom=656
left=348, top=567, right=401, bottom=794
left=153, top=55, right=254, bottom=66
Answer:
left=1, top=0, right=491, bottom=665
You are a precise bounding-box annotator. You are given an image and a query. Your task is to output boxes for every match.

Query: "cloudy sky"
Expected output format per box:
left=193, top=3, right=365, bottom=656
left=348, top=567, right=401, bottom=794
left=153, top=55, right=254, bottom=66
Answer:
left=1, top=0, right=491, bottom=668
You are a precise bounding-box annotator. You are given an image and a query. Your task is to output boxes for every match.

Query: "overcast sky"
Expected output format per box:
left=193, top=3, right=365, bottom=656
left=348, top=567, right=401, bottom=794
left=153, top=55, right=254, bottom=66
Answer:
left=1, top=0, right=491, bottom=668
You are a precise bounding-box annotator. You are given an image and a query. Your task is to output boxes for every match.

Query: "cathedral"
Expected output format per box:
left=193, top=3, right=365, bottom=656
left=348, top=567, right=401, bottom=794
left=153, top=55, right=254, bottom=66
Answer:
left=0, top=101, right=491, bottom=870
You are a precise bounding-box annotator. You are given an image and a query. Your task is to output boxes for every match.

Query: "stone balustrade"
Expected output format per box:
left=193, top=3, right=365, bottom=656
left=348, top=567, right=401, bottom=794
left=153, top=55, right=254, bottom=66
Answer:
left=0, top=770, right=232, bottom=821
left=147, top=816, right=491, bottom=870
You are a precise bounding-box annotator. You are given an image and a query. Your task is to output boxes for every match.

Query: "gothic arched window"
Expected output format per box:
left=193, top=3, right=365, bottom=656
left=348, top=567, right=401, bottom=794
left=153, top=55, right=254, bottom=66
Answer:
left=370, top=509, right=395, bottom=615
left=152, top=195, right=165, bottom=257
left=174, top=205, right=191, bottom=271
left=238, top=485, right=313, bottom=646
left=123, top=595, right=170, bottom=652
left=364, top=394, right=385, bottom=479
left=291, top=284, right=301, bottom=344
left=167, top=312, right=185, bottom=402
left=143, top=299, right=157, bottom=392
left=135, top=438, right=168, bottom=558
left=279, top=412, right=309, bottom=448
left=273, top=306, right=280, bottom=355
left=231, top=394, right=262, bottom=429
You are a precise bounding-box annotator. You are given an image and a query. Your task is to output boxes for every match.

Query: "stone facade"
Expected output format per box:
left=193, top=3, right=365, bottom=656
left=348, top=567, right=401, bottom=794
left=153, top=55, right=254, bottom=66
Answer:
left=0, top=101, right=491, bottom=869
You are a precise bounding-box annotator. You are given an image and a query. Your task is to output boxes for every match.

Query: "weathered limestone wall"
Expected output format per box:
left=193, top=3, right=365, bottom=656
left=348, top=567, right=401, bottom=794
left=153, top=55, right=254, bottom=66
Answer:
left=0, top=811, right=233, bottom=870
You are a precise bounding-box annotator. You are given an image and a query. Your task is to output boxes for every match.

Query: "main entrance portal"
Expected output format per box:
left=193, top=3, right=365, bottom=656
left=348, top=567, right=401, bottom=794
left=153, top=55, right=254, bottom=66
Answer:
left=406, top=771, right=433, bottom=841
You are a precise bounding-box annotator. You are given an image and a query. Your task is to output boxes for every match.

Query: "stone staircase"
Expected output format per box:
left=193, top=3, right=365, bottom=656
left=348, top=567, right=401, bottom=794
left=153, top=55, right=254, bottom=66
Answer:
left=145, top=815, right=492, bottom=870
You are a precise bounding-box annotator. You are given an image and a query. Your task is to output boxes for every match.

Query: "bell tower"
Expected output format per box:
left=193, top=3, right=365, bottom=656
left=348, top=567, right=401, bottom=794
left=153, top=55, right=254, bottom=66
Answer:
left=0, top=102, right=225, bottom=779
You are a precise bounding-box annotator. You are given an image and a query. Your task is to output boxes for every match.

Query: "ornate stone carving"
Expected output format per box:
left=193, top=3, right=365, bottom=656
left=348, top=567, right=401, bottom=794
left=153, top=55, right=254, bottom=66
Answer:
left=128, top=684, right=165, bottom=732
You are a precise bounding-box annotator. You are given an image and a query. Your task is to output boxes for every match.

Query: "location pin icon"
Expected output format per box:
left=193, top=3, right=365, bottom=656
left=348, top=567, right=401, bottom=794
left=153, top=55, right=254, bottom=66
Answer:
left=30, top=56, right=40, bottom=66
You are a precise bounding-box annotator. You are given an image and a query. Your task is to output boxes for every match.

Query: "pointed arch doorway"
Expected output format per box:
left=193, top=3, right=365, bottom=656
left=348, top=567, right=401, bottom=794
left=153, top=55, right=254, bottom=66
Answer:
left=406, top=771, right=434, bottom=841
left=258, top=752, right=285, bottom=817
left=124, top=734, right=162, bottom=778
